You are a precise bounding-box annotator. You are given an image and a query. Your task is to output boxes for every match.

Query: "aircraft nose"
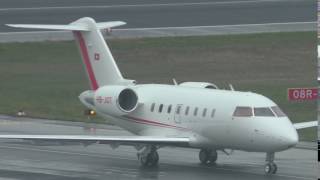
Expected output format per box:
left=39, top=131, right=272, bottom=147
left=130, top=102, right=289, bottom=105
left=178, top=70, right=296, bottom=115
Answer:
left=282, top=127, right=298, bottom=148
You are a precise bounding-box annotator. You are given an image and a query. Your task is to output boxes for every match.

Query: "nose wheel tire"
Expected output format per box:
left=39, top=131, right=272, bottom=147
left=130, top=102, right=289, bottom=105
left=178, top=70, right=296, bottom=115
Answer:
left=139, top=150, right=159, bottom=167
left=265, top=152, right=277, bottom=174
left=199, top=149, right=217, bottom=165
left=264, top=163, right=277, bottom=174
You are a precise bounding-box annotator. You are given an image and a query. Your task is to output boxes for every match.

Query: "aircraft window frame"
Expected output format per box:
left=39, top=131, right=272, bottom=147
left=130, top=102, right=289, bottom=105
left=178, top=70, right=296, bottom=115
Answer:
left=159, top=104, right=163, bottom=113
left=202, top=108, right=207, bottom=117
left=176, top=105, right=181, bottom=115
left=211, top=109, right=215, bottom=118
left=233, top=106, right=253, bottom=117
left=167, top=105, right=172, bottom=114
left=151, top=103, right=155, bottom=112
left=185, top=106, right=190, bottom=115
left=194, top=107, right=198, bottom=116
left=253, top=107, right=275, bottom=117
left=271, top=106, right=286, bottom=117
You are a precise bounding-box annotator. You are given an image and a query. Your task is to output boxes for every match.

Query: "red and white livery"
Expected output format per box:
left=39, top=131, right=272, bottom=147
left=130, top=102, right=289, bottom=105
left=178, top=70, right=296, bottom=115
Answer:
left=1, top=17, right=317, bottom=175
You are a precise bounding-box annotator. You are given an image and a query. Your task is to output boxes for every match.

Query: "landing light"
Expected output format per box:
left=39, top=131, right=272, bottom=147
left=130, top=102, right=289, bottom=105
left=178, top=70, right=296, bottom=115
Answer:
left=84, top=109, right=96, bottom=116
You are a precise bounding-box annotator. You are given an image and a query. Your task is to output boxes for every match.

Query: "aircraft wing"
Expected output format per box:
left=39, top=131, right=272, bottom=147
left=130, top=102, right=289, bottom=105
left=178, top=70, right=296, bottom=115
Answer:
left=0, top=135, right=190, bottom=147
left=293, top=121, right=317, bottom=130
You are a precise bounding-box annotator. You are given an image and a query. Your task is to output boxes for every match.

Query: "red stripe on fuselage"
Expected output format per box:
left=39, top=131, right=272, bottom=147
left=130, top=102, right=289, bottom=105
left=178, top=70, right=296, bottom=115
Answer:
left=73, top=31, right=99, bottom=90
left=123, top=115, right=190, bottom=131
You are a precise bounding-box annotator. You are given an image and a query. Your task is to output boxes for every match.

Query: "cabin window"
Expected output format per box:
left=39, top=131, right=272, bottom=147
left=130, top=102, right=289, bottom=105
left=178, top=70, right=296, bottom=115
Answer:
left=254, top=107, right=275, bottom=117
left=151, top=103, right=155, bottom=112
left=202, top=108, right=207, bottom=117
left=176, top=105, right=181, bottom=114
left=159, top=104, right=163, bottom=113
left=211, top=109, right=215, bottom=118
left=271, top=106, right=286, bottom=117
left=194, top=107, right=198, bottom=116
left=233, top=106, right=252, bottom=117
left=167, top=105, right=172, bottom=113
left=185, top=106, right=190, bottom=115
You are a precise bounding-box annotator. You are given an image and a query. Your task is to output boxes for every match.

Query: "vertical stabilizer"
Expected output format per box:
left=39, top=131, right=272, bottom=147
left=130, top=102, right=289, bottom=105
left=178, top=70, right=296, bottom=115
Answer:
left=71, top=17, right=124, bottom=90
left=6, top=17, right=133, bottom=90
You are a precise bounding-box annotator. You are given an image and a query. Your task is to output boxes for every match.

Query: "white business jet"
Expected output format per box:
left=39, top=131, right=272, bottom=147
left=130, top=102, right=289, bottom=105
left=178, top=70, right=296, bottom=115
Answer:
left=1, top=17, right=317, bottom=175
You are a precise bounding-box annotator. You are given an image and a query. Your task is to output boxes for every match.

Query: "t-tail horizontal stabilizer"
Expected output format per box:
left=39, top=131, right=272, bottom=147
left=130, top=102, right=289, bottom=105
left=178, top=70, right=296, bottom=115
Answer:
left=6, top=21, right=126, bottom=31
left=6, top=17, right=134, bottom=90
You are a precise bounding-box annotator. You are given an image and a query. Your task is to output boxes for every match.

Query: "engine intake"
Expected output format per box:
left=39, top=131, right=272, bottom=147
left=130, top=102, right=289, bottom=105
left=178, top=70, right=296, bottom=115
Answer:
left=93, top=85, right=139, bottom=116
left=118, top=88, right=138, bottom=112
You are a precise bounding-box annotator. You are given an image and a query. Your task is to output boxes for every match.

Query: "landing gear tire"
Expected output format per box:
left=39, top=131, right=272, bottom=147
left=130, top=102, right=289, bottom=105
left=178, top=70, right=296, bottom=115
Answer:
left=264, top=163, right=277, bottom=174
left=139, top=150, right=159, bottom=167
left=273, top=163, right=277, bottom=173
left=199, top=149, right=217, bottom=165
left=265, top=152, right=277, bottom=175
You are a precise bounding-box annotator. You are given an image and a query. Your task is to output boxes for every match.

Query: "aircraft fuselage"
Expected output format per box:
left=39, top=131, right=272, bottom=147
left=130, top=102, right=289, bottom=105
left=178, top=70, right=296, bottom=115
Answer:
left=82, top=84, right=298, bottom=153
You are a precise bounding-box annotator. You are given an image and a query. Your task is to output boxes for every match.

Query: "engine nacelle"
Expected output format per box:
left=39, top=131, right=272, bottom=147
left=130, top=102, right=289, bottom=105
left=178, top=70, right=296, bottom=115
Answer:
left=94, top=85, right=139, bottom=116
left=179, top=82, right=218, bottom=89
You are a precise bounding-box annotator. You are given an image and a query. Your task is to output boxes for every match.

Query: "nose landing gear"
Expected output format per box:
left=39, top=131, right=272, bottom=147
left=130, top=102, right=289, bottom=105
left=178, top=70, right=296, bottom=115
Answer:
left=199, top=149, right=218, bottom=165
left=264, top=152, right=277, bottom=174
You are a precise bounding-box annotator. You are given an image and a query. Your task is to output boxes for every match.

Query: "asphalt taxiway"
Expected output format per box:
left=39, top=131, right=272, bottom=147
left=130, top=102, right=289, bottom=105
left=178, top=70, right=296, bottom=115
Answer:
left=0, top=115, right=316, bottom=180
left=0, top=0, right=315, bottom=42
left=0, top=0, right=315, bottom=32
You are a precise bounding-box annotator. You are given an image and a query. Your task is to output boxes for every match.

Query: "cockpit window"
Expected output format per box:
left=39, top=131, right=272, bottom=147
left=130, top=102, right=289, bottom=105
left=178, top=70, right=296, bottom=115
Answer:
left=271, top=106, right=286, bottom=117
left=254, top=107, right=275, bottom=117
left=233, top=107, right=252, bottom=117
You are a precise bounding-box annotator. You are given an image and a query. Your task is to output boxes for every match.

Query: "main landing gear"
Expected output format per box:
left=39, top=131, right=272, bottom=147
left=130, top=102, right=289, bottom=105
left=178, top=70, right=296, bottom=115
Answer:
left=199, top=149, right=218, bottom=165
left=264, top=152, right=277, bottom=175
left=137, top=145, right=159, bottom=167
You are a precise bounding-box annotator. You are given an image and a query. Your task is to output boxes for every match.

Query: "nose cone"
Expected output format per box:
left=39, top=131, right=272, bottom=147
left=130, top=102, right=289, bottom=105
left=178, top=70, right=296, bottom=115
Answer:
left=283, top=126, right=299, bottom=148
left=266, top=118, right=299, bottom=151
left=285, top=127, right=299, bottom=148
